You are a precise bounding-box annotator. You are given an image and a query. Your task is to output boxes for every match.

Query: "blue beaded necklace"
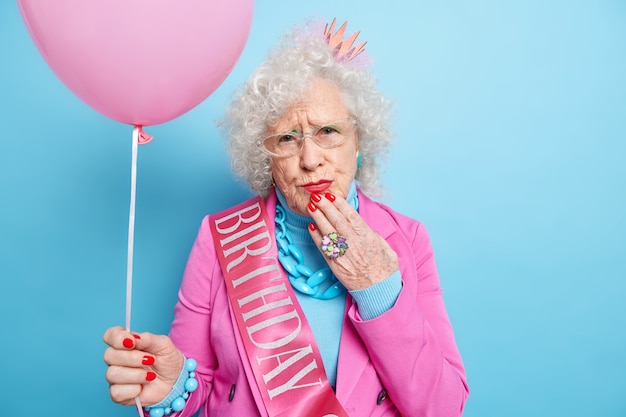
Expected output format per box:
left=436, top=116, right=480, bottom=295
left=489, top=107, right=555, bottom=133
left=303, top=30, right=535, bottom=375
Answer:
left=275, top=204, right=346, bottom=300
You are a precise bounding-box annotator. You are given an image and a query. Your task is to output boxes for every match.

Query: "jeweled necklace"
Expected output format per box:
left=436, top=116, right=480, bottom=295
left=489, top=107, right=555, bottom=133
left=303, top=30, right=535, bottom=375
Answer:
left=275, top=204, right=346, bottom=300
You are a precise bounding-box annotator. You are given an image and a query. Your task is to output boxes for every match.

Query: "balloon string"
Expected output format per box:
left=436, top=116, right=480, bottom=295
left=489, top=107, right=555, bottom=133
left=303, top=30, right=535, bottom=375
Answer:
left=134, top=397, right=143, bottom=417
left=126, top=126, right=143, bottom=416
left=126, top=126, right=138, bottom=332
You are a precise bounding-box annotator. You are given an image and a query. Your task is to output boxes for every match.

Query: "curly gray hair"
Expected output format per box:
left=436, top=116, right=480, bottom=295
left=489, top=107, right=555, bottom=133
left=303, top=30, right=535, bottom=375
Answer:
left=220, top=21, right=393, bottom=198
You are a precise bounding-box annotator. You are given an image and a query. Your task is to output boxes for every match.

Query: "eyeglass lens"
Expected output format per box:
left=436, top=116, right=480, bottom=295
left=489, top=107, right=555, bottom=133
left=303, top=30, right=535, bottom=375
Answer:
left=263, top=119, right=356, bottom=156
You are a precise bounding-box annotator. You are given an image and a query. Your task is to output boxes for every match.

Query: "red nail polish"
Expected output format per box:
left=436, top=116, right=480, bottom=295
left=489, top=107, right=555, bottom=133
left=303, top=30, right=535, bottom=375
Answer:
left=311, top=193, right=322, bottom=202
left=308, top=202, right=317, bottom=212
left=308, top=223, right=317, bottom=232
left=146, top=371, right=157, bottom=381
left=132, top=334, right=141, bottom=339
left=122, top=338, right=134, bottom=349
left=325, top=192, right=336, bottom=202
left=142, top=355, right=155, bottom=366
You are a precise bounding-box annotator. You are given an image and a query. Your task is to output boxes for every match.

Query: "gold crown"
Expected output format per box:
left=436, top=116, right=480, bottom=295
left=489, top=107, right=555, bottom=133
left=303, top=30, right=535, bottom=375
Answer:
left=323, top=18, right=367, bottom=62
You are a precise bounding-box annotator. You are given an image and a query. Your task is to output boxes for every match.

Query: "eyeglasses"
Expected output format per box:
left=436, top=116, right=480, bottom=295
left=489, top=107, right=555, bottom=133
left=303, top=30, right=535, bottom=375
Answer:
left=258, top=117, right=358, bottom=157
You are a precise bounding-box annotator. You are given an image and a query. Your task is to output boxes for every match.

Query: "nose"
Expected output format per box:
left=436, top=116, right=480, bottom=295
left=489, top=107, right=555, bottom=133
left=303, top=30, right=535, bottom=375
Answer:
left=299, top=134, right=324, bottom=170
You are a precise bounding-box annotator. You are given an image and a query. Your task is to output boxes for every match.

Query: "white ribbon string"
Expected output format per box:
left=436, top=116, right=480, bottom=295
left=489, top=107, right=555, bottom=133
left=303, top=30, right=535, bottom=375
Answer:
left=126, top=126, right=138, bottom=332
left=126, top=126, right=143, bottom=416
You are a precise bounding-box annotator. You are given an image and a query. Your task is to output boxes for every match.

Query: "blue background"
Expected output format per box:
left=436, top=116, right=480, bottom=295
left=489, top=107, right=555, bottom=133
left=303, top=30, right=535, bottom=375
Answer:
left=1, top=1, right=624, bottom=416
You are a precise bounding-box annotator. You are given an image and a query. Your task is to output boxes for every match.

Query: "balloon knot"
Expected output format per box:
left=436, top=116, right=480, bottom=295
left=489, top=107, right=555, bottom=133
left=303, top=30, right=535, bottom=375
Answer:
left=137, top=126, right=153, bottom=144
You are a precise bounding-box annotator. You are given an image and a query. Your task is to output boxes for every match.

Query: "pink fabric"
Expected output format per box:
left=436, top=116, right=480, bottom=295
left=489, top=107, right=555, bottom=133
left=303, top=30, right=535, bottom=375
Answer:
left=169, top=190, right=469, bottom=417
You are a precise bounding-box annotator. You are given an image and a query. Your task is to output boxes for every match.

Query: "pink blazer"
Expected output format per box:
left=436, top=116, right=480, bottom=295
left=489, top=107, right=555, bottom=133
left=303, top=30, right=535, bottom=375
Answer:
left=169, top=190, right=469, bottom=417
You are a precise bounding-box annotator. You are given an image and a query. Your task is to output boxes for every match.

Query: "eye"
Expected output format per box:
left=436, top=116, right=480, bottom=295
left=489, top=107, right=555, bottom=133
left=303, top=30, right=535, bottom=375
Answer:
left=277, top=134, right=297, bottom=143
left=319, top=125, right=340, bottom=135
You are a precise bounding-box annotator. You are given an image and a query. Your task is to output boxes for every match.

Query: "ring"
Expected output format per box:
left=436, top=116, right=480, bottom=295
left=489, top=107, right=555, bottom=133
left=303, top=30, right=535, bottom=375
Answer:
left=321, top=232, right=348, bottom=259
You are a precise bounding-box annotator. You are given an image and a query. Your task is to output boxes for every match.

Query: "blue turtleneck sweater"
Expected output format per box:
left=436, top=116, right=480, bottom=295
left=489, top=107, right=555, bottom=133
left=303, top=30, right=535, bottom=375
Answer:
left=275, top=181, right=402, bottom=387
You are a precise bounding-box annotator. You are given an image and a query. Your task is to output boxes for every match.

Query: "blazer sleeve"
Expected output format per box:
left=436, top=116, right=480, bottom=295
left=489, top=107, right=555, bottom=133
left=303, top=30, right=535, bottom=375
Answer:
left=348, top=217, right=469, bottom=417
left=167, top=215, right=220, bottom=417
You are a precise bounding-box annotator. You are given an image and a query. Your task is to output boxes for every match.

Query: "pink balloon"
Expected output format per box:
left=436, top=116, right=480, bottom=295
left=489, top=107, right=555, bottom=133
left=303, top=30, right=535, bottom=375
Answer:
left=17, top=0, right=254, bottom=126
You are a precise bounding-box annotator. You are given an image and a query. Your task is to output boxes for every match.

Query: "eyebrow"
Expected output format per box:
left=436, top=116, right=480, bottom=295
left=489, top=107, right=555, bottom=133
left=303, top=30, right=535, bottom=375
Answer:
left=273, top=117, right=351, bottom=133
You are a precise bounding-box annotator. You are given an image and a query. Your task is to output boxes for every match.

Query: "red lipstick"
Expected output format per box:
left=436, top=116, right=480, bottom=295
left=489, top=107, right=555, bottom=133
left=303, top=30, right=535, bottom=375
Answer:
left=302, top=180, right=332, bottom=194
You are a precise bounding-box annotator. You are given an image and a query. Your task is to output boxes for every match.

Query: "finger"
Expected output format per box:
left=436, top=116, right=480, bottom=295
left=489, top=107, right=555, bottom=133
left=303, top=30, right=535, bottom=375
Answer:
left=321, top=192, right=366, bottom=232
left=103, top=326, right=141, bottom=350
left=109, top=383, right=143, bottom=405
left=104, top=327, right=174, bottom=357
left=307, top=219, right=323, bottom=242
left=106, top=365, right=158, bottom=385
left=307, top=194, right=340, bottom=235
left=308, top=192, right=362, bottom=236
left=131, top=333, right=185, bottom=384
left=132, top=332, right=179, bottom=358
left=104, top=346, right=156, bottom=368
left=328, top=193, right=364, bottom=227
left=308, top=204, right=334, bottom=237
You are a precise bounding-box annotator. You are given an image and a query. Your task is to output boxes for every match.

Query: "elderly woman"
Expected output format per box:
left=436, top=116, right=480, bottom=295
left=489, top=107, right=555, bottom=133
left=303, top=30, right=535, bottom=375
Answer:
left=103, top=19, right=469, bottom=417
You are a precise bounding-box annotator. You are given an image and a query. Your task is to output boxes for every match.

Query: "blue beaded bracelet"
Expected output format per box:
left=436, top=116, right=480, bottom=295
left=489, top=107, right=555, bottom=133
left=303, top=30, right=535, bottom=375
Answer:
left=145, top=358, right=198, bottom=417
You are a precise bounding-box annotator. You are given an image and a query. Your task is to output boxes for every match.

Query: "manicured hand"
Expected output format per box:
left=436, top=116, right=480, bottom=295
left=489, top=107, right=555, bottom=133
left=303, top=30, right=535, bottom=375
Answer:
left=307, top=192, right=399, bottom=290
left=103, top=326, right=184, bottom=406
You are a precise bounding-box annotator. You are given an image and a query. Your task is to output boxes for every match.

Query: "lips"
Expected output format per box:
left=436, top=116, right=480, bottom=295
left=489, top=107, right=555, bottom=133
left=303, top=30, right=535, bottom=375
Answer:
left=302, top=180, right=332, bottom=194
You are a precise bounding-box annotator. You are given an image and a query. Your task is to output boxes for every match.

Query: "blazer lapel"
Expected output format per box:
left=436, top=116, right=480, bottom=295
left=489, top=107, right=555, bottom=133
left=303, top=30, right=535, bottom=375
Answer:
left=335, top=294, right=370, bottom=402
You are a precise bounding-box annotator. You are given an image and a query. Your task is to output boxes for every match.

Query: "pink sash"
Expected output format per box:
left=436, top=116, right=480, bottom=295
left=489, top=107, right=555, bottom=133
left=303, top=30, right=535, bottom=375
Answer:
left=209, top=197, right=348, bottom=417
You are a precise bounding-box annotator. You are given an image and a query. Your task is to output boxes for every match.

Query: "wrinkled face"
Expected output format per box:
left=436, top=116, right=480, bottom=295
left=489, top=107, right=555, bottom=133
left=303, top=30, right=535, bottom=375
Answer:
left=269, top=78, right=359, bottom=216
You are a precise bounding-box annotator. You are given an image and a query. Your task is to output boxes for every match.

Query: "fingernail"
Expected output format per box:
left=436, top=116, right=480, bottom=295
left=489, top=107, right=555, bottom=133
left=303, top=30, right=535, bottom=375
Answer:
left=325, top=192, right=336, bottom=202
left=308, top=223, right=317, bottom=232
left=122, top=338, right=134, bottom=349
left=142, top=355, right=155, bottom=366
left=132, top=334, right=141, bottom=339
left=308, top=202, right=317, bottom=212
left=311, top=193, right=322, bottom=202
left=146, top=371, right=157, bottom=381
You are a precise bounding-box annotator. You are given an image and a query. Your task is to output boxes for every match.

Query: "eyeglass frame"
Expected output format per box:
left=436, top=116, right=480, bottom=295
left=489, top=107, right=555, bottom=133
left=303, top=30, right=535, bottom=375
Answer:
left=257, top=117, right=359, bottom=158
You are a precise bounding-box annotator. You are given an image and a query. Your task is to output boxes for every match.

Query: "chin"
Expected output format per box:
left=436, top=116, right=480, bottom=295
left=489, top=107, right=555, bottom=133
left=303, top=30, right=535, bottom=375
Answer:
left=329, top=185, right=349, bottom=200
left=286, top=198, right=309, bottom=217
